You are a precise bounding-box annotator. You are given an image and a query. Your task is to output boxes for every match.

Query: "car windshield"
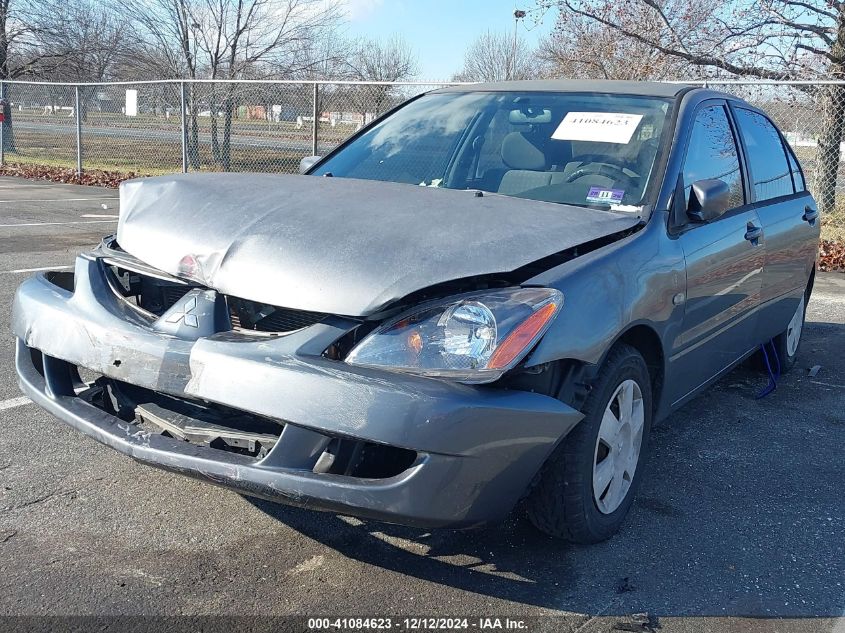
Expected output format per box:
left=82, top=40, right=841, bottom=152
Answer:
left=312, top=91, right=672, bottom=210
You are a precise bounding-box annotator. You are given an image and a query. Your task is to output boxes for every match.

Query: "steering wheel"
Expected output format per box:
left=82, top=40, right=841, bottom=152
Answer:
left=564, top=163, right=639, bottom=192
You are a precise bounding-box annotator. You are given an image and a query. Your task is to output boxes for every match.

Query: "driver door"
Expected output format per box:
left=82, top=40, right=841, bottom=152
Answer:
left=668, top=102, right=765, bottom=406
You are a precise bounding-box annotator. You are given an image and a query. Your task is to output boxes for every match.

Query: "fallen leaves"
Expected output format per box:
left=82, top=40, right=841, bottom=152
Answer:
left=819, top=239, right=845, bottom=272
left=0, top=162, right=141, bottom=189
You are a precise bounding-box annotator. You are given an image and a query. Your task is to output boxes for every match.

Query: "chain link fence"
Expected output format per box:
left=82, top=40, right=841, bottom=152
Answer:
left=1, top=78, right=844, bottom=239
left=0, top=79, right=457, bottom=177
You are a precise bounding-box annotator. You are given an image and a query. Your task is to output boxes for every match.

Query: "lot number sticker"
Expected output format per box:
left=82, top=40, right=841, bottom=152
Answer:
left=552, top=112, right=643, bottom=144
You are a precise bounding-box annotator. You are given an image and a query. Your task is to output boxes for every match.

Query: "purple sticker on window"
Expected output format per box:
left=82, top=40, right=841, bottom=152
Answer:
left=586, top=187, right=624, bottom=204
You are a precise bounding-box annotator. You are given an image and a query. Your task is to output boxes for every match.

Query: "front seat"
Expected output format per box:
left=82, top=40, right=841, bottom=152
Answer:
left=497, top=132, right=553, bottom=195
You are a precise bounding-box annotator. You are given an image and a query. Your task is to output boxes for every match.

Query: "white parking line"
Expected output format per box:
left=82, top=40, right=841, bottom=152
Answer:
left=0, top=396, right=31, bottom=412
left=2, top=265, right=73, bottom=274
left=0, top=198, right=118, bottom=202
left=0, top=220, right=118, bottom=227
left=0, top=185, right=60, bottom=189
left=80, top=214, right=118, bottom=219
left=810, top=380, right=845, bottom=389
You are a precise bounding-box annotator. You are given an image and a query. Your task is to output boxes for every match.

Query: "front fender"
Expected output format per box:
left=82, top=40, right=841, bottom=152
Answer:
left=523, top=212, right=685, bottom=371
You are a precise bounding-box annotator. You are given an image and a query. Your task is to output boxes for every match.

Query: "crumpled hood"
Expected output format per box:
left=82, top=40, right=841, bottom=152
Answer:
left=117, top=173, right=639, bottom=316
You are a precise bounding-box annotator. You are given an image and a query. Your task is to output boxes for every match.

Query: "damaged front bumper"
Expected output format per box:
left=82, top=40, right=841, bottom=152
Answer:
left=12, top=255, right=582, bottom=528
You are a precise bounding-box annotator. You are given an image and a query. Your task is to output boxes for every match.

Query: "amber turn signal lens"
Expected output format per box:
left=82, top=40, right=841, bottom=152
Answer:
left=488, top=302, right=558, bottom=369
left=407, top=330, right=423, bottom=355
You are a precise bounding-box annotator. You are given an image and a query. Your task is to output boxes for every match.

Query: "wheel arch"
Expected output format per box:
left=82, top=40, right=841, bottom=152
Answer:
left=511, top=322, right=667, bottom=420
left=614, top=324, right=665, bottom=415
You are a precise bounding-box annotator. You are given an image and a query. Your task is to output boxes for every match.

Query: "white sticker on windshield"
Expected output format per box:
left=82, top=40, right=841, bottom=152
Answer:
left=552, top=112, right=644, bottom=144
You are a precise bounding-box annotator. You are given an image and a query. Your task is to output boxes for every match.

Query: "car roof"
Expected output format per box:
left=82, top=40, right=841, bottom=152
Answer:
left=431, top=79, right=695, bottom=99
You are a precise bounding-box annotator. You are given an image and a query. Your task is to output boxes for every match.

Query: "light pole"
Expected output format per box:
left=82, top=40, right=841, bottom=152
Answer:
left=511, top=9, right=526, bottom=80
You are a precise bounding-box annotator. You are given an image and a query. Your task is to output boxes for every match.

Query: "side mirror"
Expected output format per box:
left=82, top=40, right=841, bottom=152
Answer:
left=687, top=178, right=731, bottom=223
left=299, top=155, right=322, bottom=174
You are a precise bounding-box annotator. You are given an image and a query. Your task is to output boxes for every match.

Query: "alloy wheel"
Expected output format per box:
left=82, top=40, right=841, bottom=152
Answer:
left=592, top=379, right=645, bottom=514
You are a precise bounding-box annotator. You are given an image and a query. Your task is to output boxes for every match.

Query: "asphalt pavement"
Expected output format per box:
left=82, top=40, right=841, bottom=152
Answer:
left=0, top=176, right=843, bottom=632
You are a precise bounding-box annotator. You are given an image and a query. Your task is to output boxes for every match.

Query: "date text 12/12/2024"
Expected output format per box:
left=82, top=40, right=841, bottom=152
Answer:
left=307, top=618, right=529, bottom=630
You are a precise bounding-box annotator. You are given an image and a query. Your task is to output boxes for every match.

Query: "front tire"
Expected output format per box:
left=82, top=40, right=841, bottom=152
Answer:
left=527, top=344, right=653, bottom=543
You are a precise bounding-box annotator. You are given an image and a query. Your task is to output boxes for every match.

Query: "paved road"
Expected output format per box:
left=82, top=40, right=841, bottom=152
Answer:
left=0, top=177, right=843, bottom=632
left=12, top=120, right=337, bottom=154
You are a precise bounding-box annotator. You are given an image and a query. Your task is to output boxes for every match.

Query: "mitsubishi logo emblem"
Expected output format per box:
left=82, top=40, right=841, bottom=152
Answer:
left=166, top=296, right=199, bottom=328
left=155, top=288, right=218, bottom=338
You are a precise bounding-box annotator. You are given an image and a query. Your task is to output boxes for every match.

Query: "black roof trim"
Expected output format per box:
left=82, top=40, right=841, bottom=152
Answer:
left=433, top=79, right=695, bottom=98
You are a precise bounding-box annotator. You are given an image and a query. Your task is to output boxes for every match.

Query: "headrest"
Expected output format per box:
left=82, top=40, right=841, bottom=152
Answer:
left=501, top=132, right=546, bottom=171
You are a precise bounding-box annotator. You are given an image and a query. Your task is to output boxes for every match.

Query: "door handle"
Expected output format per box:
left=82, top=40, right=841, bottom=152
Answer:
left=803, top=205, right=819, bottom=225
left=744, top=223, right=763, bottom=244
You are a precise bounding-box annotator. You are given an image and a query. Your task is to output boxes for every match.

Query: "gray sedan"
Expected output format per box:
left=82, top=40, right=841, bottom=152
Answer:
left=12, top=80, right=819, bottom=543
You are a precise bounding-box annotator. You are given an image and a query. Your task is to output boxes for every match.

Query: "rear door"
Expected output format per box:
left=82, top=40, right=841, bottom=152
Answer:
left=668, top=102, right=766, bottom=405
left=730, top=106, right=819, bottom=341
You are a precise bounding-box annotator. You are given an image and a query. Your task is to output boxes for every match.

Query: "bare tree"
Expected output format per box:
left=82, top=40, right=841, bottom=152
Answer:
left=1, top=0, right=66, bottom=151
left=0, top=0, right=71, bottom=80
left=537, top=0, right=845, bottom=214
left=1, top=0, right=100, bottom=151
left=453, top=30, right=534, bottom=82
left=296, top=33, right=353, bottom=118
left=346, top=35, right=418, bottom=116
left=130, top=0, right=343, bottom=169
left=295, top=28, right=351, bottom=80
left=216, top=0, right=343, bottom=169
left=129, top=0, right=206, bottom=166
left=32, top=0, right=135, bottom=124
left=0, top=0, right=19, bottom=150
left=539, top=3, right=692, bottom=80
left=37, top=1, right=131, bottom=82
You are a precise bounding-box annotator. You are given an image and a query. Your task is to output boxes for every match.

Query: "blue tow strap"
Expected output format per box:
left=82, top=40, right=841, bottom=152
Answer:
left=756, top=339, right=781, bottom=399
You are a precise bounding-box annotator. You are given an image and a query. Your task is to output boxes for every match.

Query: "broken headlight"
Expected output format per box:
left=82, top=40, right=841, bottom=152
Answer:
left=345, top=287, right=562, bottom=384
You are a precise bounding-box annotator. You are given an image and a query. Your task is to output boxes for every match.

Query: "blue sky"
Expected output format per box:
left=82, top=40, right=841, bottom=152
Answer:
left=344, top=0, right=557, bottom=79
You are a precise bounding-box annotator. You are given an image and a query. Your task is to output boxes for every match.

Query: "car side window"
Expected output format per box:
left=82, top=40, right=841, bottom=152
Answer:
left=682, top=105, right=745, bottom=210
left=733, top=108, right=794, bottom=201
left=786, top=145, right=806, bottom=192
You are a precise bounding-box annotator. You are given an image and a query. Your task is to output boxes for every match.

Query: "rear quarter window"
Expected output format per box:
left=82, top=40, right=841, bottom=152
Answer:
left=733, top=108, right=794, bottom=201
left=786, top=145, right=806, bottom=192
